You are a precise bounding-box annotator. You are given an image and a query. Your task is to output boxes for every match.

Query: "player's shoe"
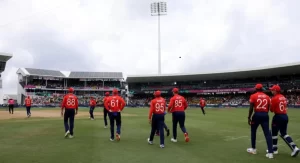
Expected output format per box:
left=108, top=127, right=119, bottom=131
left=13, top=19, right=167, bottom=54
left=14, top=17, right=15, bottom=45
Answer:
left=110, top=138, right=114, bottom=141
left=160, top=144, right=165, bottom=148
left=68, top=135, right=74, bottom=139
left=246, top=148, right=257, bottom=154
left=147, top=138, right=153, bottom=145
left=266, top=150, right=278, bottom=154
left=291, top=147, right=300, bottom=157
left=266, top=153, right=274, bottom=159
left=104, top=126, right=108, bottom=129
left=171, top=138, right=177, bottom=143
left=90, top=118, right=94, bottom=120
left=116, top=133, right=120, bottom=141
left=184, top=133, right=190, bottom=142
left=64, top=130, right=70, bottom=138
left=166, top=129, right=170, bottom=137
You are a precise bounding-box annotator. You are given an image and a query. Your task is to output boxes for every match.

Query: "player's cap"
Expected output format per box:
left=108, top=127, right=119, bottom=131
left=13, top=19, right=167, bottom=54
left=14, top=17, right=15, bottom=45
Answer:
left=27, top=96, right=30, bottom=98
left=90, top=96, right=93, bottom=99
left=172, top=88, right=179, bottom=93
left=154, top=91, right=161, bottom=96
left=255, top=84, right=263, bottom=89
left=269, top=85, right=281, bottom=92
left=112, top=89, right=118, bottom=94
left=69, top=87, right=74, bottom=93
left=105, top=92, right=110, bottom=96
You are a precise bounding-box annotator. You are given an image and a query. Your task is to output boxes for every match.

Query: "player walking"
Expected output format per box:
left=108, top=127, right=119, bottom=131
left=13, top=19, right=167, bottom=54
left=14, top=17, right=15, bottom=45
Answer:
left=8, top=98, right=14, bottom=114
left=103, top=92, right=110, bottom=128
left=247, top=84, right=274, bottom=158
left=168, top=88, right=190, bottom=143
left=89, top=97, right=96, bottom=120
left=61, top=88, right=78, bottom=139
left=104, top=89, right=126, bottom=141
left=25, top=96, right=32, bottom=117
left=267, top=85, right=299, bottom=157
left=148, top=91, right=166, bottom=148
left=199, top=97, right=206, bottom=115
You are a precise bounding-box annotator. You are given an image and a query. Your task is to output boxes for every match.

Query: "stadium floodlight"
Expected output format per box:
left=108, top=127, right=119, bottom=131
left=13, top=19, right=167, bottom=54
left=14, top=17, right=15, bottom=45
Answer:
left=151, top=2, right=167, bottom=75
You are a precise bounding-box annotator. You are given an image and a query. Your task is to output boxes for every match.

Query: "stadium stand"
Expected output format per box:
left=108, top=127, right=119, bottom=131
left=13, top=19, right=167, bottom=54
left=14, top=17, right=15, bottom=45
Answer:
left=126, top=62, right=300, bottom=108
left=16, top=68, right=125, bottom=107
left=0, top=53, right=12, bottom=105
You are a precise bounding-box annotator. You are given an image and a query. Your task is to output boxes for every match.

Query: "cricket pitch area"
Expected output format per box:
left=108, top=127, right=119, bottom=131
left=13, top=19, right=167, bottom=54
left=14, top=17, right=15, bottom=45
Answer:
left=0, top=107, right=299, bottom=163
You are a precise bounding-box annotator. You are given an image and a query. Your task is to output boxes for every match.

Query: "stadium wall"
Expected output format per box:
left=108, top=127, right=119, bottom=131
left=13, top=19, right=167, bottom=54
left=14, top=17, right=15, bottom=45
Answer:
left=0, top=78, right=3, bottom=104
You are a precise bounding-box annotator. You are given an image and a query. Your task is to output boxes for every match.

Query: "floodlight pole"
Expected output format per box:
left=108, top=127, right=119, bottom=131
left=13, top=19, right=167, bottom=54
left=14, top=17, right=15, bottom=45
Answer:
left=151, top=2, right=167, bottom=75
left=158, top=10, right=161, bottom=75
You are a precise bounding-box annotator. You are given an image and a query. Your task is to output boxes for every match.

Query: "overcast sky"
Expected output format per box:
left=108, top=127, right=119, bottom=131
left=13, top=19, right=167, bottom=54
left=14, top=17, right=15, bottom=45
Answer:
left=0, top=0, right=300, bottom=94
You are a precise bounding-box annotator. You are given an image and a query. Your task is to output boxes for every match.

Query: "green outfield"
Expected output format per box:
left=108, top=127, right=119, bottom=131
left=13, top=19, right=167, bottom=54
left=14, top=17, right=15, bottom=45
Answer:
left=0, top=107, right=299, bottom=163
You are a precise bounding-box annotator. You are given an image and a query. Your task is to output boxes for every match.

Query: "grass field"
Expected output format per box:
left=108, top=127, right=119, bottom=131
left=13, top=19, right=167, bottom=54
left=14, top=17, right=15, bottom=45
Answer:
left=0, top=107, right=300, bottom=163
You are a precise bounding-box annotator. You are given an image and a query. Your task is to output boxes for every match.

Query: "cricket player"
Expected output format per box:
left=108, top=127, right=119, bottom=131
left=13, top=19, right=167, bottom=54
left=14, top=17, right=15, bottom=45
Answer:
left=148, top=90, right=166, bottom=148
left=247, top=84, right=274, bottom=159
left=61, top=87, right=78, bottom=139
left=268, top=85, right=299, bottom=157
left=104, top=89, right=126, bottom=141
left=24, top=96, right=32, bottom=117
left=199, top=97, right=206, bottom=115
left=89, top=97, right=96, bottom=120
left=8, top=98, right=14, bottom=114
left=103, top=92, right=110, bottom=128
left=168, top=88, right=190, bottom=143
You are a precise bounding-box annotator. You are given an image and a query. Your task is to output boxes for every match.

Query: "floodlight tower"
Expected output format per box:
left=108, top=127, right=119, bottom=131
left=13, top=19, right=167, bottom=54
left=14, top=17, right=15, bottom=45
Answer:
left=151, top=2, right=167, bottom=75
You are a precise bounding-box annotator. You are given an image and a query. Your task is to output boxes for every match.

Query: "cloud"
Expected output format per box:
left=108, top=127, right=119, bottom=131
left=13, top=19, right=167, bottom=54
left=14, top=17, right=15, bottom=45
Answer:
left=0, top=0, right=300, bottom=94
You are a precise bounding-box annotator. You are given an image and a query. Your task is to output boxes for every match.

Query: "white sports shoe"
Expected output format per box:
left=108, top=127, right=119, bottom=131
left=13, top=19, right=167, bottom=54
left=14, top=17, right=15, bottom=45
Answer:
left=147, top=138, right=153, bottom=145
left=291, top=147, right=300, bottom=157
left=247, top=148, right=257, bottom=154
left=104, top=126, right=107, bottom=129
left=68, top=135, right=74, bottom=139
left=64, top=130, right=70, bottom=138
left=91, top=118, right=94, bottom=120
left=110, top=138, right=114, bottom=141
left=266, top=150, right=278, bottom=154
left=171, top=138, right=177, bottom=143
left=266, top=153, right=274, bottom=159
left=160, top=144, right=165, bottom=148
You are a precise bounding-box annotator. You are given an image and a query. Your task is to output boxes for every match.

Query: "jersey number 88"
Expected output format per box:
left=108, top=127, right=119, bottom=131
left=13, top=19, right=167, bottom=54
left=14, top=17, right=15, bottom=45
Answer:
left=67, top=98, right=76, bottom=106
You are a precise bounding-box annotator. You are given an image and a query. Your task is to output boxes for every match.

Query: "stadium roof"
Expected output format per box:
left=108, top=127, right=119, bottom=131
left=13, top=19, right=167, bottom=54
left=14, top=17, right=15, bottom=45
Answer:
left=0, top=53, right=12, bottom=62
left=126, top=62, right=300, bottom=83
left=16, top=68, right=123, bottom=79
left=25, top=68, right=65, bottom=77
left=69, top=72, right=123, bottom=79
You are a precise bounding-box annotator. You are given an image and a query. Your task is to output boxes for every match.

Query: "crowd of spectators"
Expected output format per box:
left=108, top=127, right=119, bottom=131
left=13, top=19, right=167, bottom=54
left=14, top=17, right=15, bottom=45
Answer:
left=25, top=79, right=121, bottom=89
left=26, top=93, right=300, bottom=107
left=127, top=94, right=300, bottom=107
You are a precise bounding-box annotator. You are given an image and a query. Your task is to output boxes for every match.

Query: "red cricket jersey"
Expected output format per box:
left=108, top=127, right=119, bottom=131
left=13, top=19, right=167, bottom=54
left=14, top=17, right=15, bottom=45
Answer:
left=61, top=93, right=78, bottom=109
left=200, top=99, right=206, bottom=107
left=149, top=97, right=166, bottom=119
left=104, top=95, right=126, bottom=112
left=168, top=94, right=188, bottom=112
left=249, top=92, right=270, bottom=113
left=25, top=98, right=32, bottom=107
left=90, top=99, right=96, bottom=107
left=270, top=94, right=287, bottom=114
